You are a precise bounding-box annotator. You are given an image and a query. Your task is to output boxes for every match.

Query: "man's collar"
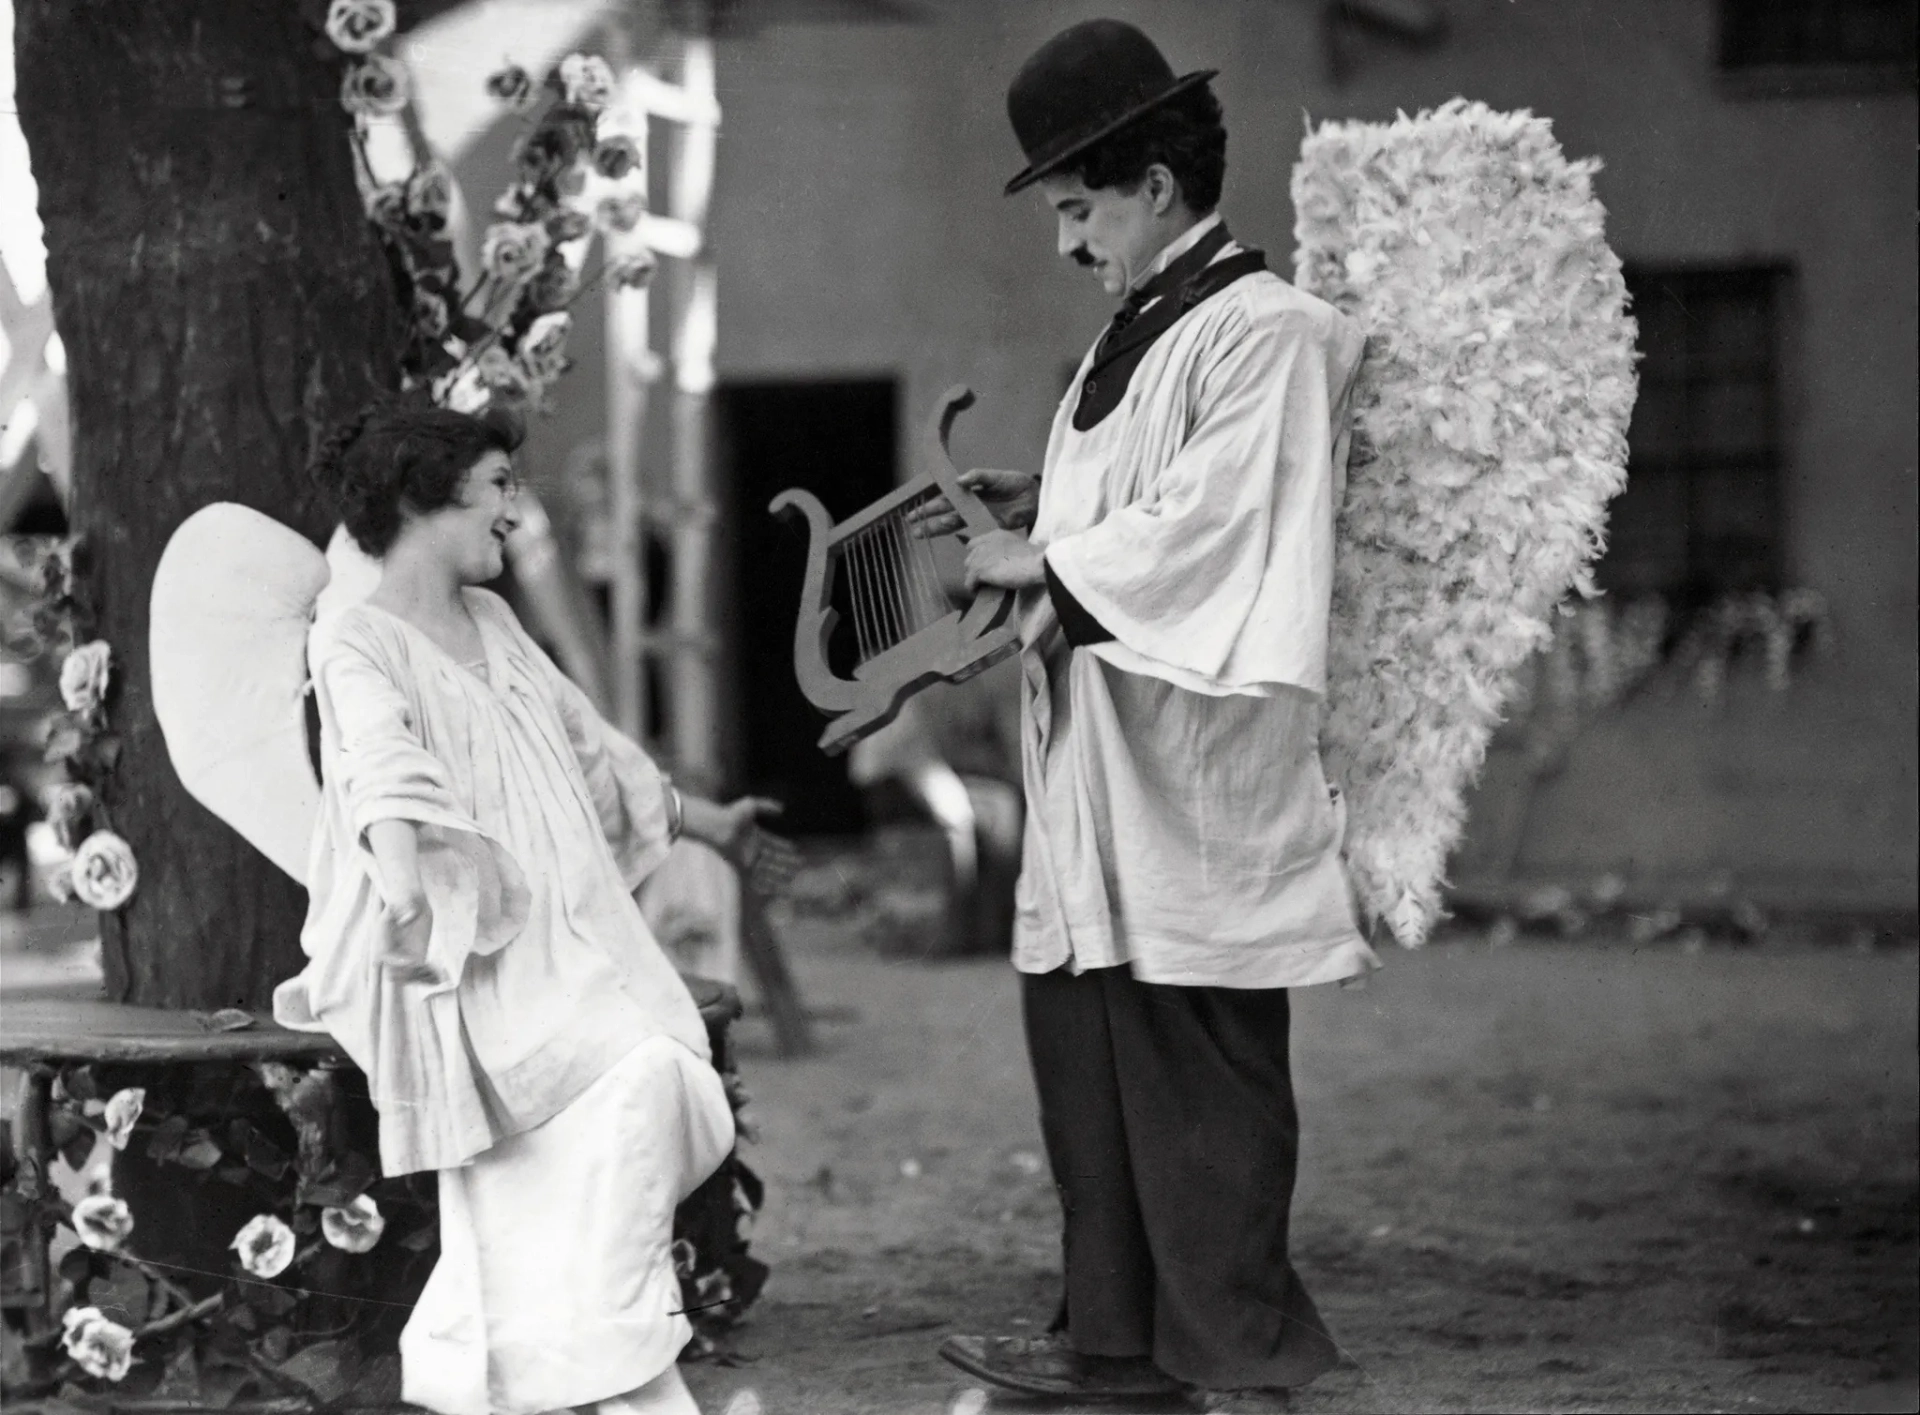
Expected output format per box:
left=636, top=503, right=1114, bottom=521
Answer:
left=1128, top=212, right=1224, bottom=296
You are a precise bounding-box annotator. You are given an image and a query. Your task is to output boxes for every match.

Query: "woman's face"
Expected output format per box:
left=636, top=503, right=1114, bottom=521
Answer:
left=419, top=449, right=521, bottom=584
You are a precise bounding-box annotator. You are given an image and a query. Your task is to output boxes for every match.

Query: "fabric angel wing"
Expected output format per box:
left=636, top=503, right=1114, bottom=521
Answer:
left=1293, top=100, right=1638, bottom=947
left=150, top=504, right=331, bottom=884
left=150, top=508, right=385, bottom=885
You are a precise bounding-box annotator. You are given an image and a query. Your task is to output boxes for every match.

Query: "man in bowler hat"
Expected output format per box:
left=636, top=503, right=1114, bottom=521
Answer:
left=916, top=18, right=1378, bottom=1412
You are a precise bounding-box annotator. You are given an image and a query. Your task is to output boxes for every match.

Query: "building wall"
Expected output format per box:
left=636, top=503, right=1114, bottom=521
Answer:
left=515, top=0, right=1916, bottom=896
left=708, top=0, right=1914, bottom=657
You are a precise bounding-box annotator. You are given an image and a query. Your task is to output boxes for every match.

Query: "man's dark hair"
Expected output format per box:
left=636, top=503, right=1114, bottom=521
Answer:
left=1058, top=84, right=1227, bottom=213
left=309, top=401, right=525, bottom=556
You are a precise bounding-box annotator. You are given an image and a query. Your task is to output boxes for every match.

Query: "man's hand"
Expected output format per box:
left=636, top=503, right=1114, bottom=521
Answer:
left=909, top=468, right=1038, bottom=538
left=682, top=795, right=803, bottom=898
left=964, top=529, right=1048, bottom=592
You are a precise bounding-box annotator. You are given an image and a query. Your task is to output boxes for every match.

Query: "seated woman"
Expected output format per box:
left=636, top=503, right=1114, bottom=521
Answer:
left=276, top=403, right=795, bottom=1415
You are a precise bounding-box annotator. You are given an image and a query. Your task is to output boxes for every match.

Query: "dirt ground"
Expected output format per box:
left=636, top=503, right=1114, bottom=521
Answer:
left=684, top=915, right=1918, bottom=1415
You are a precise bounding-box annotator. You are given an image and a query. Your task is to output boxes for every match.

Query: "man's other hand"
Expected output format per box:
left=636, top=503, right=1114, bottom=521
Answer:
left=910, top=468, right=1038, bottom=538
left=964, top=530, right=1047, bottom=592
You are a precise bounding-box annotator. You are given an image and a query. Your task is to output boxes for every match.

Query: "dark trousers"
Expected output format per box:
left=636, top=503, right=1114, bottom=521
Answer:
left=1022, top=965, right=1340, bottom=1391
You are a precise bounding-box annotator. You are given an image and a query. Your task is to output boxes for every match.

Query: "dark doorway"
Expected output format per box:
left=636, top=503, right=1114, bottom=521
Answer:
left=719, top=379, right=897, bottom=836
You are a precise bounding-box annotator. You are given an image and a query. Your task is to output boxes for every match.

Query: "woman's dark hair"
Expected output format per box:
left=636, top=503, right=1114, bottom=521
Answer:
left=309, top=401, right=525, bottom=556
left=1059, top=84, right=1227, bottom=214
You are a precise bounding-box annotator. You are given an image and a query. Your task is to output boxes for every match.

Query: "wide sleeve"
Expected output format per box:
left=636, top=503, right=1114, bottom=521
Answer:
left=315, top=627, right=528, bottom=989
left=1042, top=306, right=1355, bottom=695
left=512, top=620, right=676, bottom=891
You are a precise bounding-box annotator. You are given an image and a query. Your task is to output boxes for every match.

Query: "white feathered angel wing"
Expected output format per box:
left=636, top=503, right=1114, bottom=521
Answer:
left=1294, top=100, right=1638, bottom=947
left=150, top=505, right=331, bottom=884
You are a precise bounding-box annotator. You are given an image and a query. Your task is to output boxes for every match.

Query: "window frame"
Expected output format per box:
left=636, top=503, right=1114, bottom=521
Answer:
left=1601, top=262, right=1795, bottom=609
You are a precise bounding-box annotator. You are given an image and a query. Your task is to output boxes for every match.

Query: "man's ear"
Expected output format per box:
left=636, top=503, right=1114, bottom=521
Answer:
left=1144, top=163, right=1181, bottom=216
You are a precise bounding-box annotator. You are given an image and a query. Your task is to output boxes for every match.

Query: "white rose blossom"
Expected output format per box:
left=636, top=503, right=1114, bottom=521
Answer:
left=558, top=54, right=617, bottom=112
left=70, top=831, right=138, bottom=912
left=405, top=164, right=454, bottom=228
left=435, top=365, right=491, bottom=414
left=101, top=1088, right=145, bottom=1151
left=341, top=54, right=410, bottom=118
left=231, top=1213, right=297, bottom=1280
left=366, top=180, right=409, bottom=230
left=474, top=345, right=531, bottom=402
left=46, top=782, right=94, bottom=852
left=517, top=313, right=572, bottom=384
left=320, top=1194, right=387, bottom=1254
left=59, top=640, right=112, bottom=718
left=485, top=64, right=538, bottom=112
left=71, top=1194, right=135, bottom=1252
left=61, top=1306, right=135, bottom=1382
left=325, top=0, right=395, bottom=54
left=479, top=221, right=550, bottom=285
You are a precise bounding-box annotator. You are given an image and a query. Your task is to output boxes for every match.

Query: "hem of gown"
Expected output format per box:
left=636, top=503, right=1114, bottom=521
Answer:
left=399, top=1037, right=731, bottom=1415
left=402, top=1320, right=691, bottom=1415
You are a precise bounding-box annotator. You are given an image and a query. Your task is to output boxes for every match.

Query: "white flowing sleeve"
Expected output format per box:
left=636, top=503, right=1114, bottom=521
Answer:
left=317, top=627, right=529, bottom=988
left=507, top=617, right=676, bottom=891
left=1043, top=305, right=1357, bottom=696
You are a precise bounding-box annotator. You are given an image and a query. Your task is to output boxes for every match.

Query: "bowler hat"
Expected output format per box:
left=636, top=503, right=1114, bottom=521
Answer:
left=1003, top=19, right=1216, bottom=196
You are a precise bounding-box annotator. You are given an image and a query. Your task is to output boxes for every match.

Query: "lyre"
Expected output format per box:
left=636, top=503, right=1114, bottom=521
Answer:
left=770, top=385, right=1020, bottom=755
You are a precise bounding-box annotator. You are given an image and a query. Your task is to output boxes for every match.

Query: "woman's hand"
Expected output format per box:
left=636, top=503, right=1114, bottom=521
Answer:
left=909, top=468, right=1039, bottom=538
left=378, top=897, right=445, bottom=987
left=964, top=529, right=1047, bottom=592
left=681, top=795, right=802, bottom=898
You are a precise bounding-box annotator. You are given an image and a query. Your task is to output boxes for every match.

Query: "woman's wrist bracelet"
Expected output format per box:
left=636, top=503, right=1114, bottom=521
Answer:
left=664, top=782, right=685, bottom=842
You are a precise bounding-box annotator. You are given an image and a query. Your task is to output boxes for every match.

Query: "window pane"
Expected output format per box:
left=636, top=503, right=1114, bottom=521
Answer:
left=1696, top=295, right=1773, bottom=378
left=1695, top=381, right=1774, bottom=456
left=1609, top=263, right=1787, bottom=601
left=1629, top=287, right=1690, bottom=382
left=1598, top=467, right=1691, bottom=597
left=1693, top=466, right=1780, bottom=590
left=1721, top=0, right=1919, bottom=66
left=1628, top=382, right=1690, bottom=460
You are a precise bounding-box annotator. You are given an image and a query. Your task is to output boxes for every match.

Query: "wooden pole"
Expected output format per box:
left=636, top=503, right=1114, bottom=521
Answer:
left=666, top=33, right=721, bottom=791
left=606, top=48, right=658, bottom=743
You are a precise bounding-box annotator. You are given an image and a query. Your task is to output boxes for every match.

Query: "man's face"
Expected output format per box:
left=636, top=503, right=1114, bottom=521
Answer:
left=1038, top=173, right=1164, bottom=298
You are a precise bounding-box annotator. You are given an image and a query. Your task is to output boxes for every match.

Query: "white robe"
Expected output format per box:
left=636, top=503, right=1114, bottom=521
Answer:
left=277, top=588, right=731, bottom=1414
left=1015, top=258, right=1381, bottom=990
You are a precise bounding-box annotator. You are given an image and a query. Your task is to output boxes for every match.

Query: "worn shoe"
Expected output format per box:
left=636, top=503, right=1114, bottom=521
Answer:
left=938, top=1332, right=1184, bottom=1398
left=1185, top=1388, right=1291, bottom=1413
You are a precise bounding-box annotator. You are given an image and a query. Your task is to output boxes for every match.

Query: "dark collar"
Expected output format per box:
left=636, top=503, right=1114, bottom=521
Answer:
left=1117, top=221, right=1234, bottom=326
left=1072, top=224, right=1267, bottom=432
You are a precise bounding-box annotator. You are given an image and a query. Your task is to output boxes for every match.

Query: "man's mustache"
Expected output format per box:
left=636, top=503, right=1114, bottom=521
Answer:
left=1069, top=247, right=1097, bottom=267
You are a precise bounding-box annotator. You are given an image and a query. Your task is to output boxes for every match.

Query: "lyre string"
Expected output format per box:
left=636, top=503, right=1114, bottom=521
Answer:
left=840, top=493, right=965, bottom=667
left=883, top=514, right=913, bottom=641
left=902, top=499, right=945, bottom=626
left=846, top=530, right=875, bottom=663
left=889, top=512, right=925, bottom=633
left=879, top=516, right=910, bottom=647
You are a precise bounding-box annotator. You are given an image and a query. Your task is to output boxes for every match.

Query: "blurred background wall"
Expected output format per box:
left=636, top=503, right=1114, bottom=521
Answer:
left=4, top=0, right=1914, bottom=915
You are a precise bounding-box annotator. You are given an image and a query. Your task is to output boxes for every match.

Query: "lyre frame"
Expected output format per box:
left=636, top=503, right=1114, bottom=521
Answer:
left=770, top=385, right=1020, bottom=755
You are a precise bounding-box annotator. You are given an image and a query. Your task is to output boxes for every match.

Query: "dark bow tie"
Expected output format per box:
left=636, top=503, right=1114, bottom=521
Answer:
left=1105, top=222, right=1235, bottom=340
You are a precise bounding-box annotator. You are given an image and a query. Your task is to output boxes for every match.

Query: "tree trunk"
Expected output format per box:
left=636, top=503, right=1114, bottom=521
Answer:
left=14, top=1, right=403, bottom=1009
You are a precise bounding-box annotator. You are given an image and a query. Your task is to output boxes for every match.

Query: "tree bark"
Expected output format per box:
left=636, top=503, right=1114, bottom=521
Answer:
left=15, top=1, right=403, bottom=1009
